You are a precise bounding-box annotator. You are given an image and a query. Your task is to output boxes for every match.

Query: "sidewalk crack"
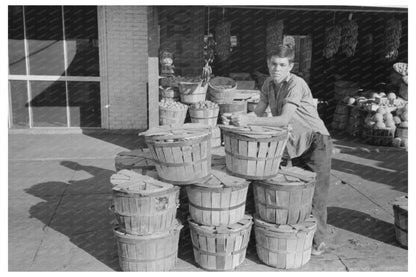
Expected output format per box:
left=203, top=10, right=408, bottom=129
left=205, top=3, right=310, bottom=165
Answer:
left=331, top=172, right=394, bottom=216
left=337, top=255, right=349, bottom=271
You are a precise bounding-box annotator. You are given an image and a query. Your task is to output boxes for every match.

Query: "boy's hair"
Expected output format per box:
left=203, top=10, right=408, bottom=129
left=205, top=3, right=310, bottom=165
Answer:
left=267, top=45, right=295, bottom=63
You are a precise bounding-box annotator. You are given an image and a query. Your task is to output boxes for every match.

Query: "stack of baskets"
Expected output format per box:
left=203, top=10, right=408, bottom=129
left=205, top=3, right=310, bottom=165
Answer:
left=139, top=123, right=255, bottom=271
left=252, top=166, right=318, bottom=269
left=110, top=169, right=182, bottom=271
left=186, top=164, right=253, bottom=271
left=217, top=125, right=318, bottom=269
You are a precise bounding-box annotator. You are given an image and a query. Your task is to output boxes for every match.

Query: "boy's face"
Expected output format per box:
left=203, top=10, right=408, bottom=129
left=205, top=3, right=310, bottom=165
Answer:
left=268, top=56, right=294, bottom=83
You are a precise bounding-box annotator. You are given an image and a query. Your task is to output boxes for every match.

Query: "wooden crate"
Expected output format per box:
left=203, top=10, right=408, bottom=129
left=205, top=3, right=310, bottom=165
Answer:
left=253, top=166, right=315, bottom=225
left=186, top=164, right=250, bottom=226
left=141, top=124, right=212, bottom=184
left=113, top=222, right=182, bottom=271
left=347, top=106, right=367, bottom=137
left=331, top=102, right=351, bottom=130
left=188, top=215, right=253, bottom=271
left=220, top=125, right=290, bottom=180
left=111, top=170, right=180, bottom=235
left=393, top=195, right=408, bottom=248
left=254, top=215, right=317, bottom=269
left=362, top=126, right=396, bottom=146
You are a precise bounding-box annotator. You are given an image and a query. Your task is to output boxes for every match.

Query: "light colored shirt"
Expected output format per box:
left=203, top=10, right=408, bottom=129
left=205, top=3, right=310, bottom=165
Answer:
left=260, top=73, right=329, bottom=158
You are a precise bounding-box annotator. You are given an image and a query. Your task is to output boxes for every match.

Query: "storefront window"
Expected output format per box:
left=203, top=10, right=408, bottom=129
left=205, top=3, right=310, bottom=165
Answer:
left=64, top=6, right=99, bottom=77
left=30, top=81, right=67, bottom=127
left=25, top=6, right=65, bottom=76
left=9, top=81, right=29, bottom=128
left=8, top=6, right=26, bottom=75
left=68, top=82, right=101, bottom=127
left=8, top=6, right=101, bottom=128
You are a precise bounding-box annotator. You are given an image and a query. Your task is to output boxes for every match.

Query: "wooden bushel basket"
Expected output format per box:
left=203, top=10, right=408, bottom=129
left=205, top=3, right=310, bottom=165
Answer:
left=113, top=221, right=182, bottom=271
left=254, top=215, right=317, bottom=269
left=189, top=106, right=219, bottom=127
left=208, top=76, right=237, bottom=104
left=219, top=125, right=290, bottom=180
left=253, top=166, right=315, bottom=225
left=111, top=170, right=180, bottom=235
left=140, top=124, right=212, bottom=185
left=393, top=195, right=408, bottom=248
left=114, top=148, right=156, bottom=174
left=211, top=126, right=221, bottom=148
left=178, top=81, right=208, bottom=104
left=159, top=106, right=188, bottom=126
left=186, top=164, right=250, bottom=226
left=188, top=215, right=253, bottom=271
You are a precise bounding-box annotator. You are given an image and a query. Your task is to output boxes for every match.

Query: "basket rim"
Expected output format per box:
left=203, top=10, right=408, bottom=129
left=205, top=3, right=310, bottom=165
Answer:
left=253, top=214, right=317, bottom=233
left=187, top=214, right=253, bottom=234
left=113, top=220, right=183, bottom=239
left=208, top=76, right=237, bottom=89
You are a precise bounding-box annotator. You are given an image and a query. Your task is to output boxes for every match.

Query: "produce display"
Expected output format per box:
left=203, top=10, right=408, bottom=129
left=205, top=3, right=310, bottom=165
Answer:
left=178, top=76, right=203, bottom=83
left=215, top=21, right=231, bottom=62
left=159, top=98, right=188, bottom=110
left=393, top=62, right=408, bottom=76
left=385, top=18, right=402, bottom=61
left=190, top=100, right=219, bottom=110
left=266, top=20, right=284, bottom=56
left=364, top=107, right=396, bottom=129
left=323, top=25, right=342, bottom=59
left=348, top=92, right=407, bottom=113
left=341, top=20, right=358, bottom=57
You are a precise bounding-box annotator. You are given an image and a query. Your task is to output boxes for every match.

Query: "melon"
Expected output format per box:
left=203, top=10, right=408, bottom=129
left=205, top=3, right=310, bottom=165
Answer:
left=348, top=97, right=356, bottom=105
left=393, top=116, right=402, bottom=125
left=387, top=92, right=397, bottom=100
left=385, top=119, right=396, bottom=128
left=375, top=121, right=386, bottom=129
left=376, top=107, right=387, bottom=115
left=383, top=112, right=393, bottom=121
left=392, top=137, right=402, bottom=148
left=401, top=112, right=408, bottom=121
left=374, top=113, right=384, bottom=122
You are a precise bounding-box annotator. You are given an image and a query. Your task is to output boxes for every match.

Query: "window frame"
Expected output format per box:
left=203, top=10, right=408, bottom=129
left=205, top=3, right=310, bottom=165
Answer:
left=8, top=6, right=103, bottom=129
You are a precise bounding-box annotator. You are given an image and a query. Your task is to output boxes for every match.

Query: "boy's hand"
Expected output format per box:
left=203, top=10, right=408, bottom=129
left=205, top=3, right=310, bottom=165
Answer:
left=231, top=113, right=256, bottom=126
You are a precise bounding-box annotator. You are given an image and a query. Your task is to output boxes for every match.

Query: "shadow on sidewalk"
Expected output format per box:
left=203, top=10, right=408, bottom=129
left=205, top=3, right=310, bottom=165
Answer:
left=327, top=206, right=401, bottom=247
left=25, top=161, right=120, bottom=271
left=331, top=156, right=407, bottom=193
left=83, top=132, right=147, bottom=150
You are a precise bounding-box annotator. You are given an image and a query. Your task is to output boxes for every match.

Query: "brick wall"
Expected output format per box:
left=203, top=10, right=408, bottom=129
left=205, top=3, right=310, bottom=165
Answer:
left=104, top=6, right=148, bottom=129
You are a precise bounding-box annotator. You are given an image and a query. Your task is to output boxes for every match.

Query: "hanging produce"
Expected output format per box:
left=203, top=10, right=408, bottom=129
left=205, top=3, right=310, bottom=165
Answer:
left=215, top=21, right=231, bottom=62
left=266, top=20, right=284, bottom=56
left=384, top=18, right=402, bottom=61
left=283, top=35, right=295, bottom=49
left=341, top=19, right=358, bottom=57
left=323, top=25, right=341, bottom=59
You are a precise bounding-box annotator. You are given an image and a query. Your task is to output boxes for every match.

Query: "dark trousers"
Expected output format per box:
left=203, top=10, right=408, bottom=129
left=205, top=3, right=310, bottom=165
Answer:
left=289, top=132, right=333, bottom=246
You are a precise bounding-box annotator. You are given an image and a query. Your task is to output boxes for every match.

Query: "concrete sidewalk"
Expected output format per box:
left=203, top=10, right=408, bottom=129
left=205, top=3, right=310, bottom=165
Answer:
left=8, top=132, right=408, bottom=271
